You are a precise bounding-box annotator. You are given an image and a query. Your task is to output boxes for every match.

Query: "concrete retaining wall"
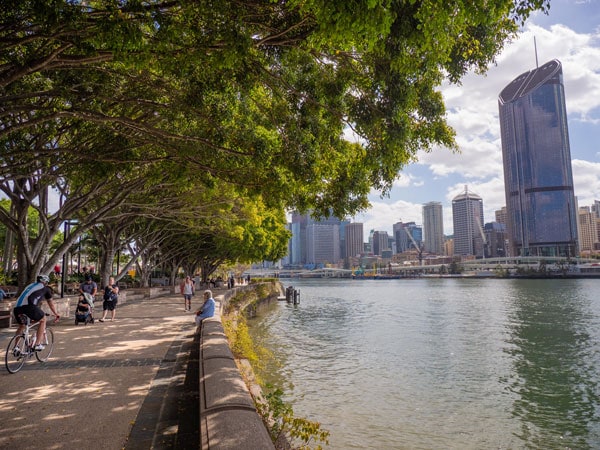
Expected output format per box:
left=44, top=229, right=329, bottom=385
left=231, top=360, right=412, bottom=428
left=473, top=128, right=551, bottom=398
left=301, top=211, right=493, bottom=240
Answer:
left=199, top=284, right=279, bottom=450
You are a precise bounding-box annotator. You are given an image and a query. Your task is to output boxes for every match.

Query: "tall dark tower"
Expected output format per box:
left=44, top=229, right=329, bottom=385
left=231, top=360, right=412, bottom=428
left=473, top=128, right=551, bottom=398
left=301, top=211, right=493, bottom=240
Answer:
left=498, top=59, right=578, bottom=257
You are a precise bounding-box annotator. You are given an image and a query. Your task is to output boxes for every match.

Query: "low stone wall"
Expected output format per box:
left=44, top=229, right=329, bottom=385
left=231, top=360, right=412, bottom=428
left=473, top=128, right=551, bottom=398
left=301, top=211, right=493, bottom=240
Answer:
left=198, top=283, right=281, bottom=450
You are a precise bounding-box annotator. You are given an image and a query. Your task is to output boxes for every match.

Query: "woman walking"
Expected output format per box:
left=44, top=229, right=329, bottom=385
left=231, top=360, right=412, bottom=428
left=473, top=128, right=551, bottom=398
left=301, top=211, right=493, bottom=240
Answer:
left=99, top=276, right=119, bottom=322
left=180, top=276, right=194, bottom=311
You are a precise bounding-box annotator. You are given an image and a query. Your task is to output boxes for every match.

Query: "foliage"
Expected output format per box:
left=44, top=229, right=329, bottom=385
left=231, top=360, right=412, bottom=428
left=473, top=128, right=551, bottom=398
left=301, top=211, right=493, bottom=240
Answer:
left=255, top=385, right=330, bottom=450
left=0, top=0, right=551, bottom=285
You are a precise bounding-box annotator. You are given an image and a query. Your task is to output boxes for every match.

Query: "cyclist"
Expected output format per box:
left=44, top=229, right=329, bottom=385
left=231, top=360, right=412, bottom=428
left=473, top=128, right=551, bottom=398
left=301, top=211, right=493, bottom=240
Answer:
left=12, top=275, right=60, bottom=352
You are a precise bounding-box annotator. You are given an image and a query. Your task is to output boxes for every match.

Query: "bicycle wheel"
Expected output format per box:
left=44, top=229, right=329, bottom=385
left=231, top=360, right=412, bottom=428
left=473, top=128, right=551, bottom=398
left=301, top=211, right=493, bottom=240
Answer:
left=35, top=328, right=54, bottom=362
left=5, top=334, right=27, bottom=373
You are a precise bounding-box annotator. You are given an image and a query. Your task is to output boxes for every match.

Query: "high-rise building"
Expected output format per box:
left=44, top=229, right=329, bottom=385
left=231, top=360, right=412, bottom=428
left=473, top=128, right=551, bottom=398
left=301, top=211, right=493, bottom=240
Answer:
left=306, top=223, right=340, bottom=265
left=495, top=207, right=507, bottom=226
left=484, top=222, right=507, bottom=258
left=345, top=222, right=364, bottom=258
left=423, top=201, right=444, bottom=255
left=372, top=231, right=390, bottom=256
left=393, top=221, right=422, bottom=253
left=498, top=59, right=578, bottom=257
left=452, top=186, right=485, bottom=257
left=578, top=207, right=598, bottom=254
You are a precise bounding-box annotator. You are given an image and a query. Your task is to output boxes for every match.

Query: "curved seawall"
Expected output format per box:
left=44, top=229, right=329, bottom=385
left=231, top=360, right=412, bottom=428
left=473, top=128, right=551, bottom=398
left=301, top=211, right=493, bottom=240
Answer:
left=198, top=284, right=279, bottom=450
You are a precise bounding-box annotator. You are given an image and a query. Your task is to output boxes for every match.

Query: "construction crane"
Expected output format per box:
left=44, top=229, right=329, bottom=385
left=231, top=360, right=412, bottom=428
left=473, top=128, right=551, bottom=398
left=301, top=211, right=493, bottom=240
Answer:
left=474, top=215, right=487, bottom=259
left=404, top=227, right=424, bottom=265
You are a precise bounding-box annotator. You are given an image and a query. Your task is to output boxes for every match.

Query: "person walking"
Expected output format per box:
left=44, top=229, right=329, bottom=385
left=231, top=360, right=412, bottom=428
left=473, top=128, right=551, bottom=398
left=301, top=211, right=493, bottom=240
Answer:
left=195, top=289, right=216, bottom=326
left=180, top=276, right=194, bottom=311
left=12, top=275, right=60, bottom=351
left=99, top=276, right=119, bottom=322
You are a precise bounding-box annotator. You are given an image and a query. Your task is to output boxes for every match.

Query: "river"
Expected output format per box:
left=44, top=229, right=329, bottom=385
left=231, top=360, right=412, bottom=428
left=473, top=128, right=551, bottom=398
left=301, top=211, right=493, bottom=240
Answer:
left=247, top=277, right=600, bottom=449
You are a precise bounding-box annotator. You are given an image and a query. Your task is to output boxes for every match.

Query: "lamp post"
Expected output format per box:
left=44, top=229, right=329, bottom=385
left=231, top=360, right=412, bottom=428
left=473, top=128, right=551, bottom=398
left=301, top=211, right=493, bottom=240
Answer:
left=60, top=220, right=77, bottom=298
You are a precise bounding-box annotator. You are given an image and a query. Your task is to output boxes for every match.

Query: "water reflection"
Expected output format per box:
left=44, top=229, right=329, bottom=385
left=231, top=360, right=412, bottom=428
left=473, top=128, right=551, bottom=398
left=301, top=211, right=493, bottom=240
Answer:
left=248, top=278, right=600, bottom=449
left=504, top=280, right=600, bottom=448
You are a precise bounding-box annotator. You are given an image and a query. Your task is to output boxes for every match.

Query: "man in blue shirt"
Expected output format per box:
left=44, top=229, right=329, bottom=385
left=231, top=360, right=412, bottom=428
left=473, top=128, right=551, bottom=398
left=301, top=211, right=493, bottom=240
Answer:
left=13, top=275, right=60, bottom=351
left=195, top=289, right=215, bottom=326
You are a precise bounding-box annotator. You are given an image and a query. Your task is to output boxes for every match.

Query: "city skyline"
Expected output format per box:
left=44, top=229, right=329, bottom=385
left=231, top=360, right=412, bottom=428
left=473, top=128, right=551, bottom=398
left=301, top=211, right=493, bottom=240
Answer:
left=354, top=0, right=600, bottom=236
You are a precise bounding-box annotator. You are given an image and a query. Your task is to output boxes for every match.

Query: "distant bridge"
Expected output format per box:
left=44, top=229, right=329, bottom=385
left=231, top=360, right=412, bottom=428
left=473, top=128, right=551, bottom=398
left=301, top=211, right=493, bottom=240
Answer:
left=246, top=257, right=600, bottom=279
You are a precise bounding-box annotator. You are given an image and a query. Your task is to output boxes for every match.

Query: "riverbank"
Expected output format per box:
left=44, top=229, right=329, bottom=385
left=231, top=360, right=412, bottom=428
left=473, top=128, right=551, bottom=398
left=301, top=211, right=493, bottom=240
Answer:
left=199, top=281, right=283, bottom=450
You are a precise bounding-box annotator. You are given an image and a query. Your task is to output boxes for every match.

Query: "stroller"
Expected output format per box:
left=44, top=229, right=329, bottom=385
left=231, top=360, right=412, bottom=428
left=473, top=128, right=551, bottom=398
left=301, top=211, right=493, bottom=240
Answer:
left=74, top=292, right=95, bottom=325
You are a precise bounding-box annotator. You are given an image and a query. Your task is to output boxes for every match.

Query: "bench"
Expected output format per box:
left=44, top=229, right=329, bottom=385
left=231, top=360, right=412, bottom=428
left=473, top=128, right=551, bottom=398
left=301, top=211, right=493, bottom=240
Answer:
left=0, top=286, right=18, bottom=299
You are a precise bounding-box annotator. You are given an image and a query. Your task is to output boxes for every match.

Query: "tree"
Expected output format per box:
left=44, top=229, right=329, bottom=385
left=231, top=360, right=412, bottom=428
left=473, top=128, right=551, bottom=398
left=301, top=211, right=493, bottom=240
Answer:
left=1, top=0, right=551, bottom=216
left=1, top=0, right=551, bottom=284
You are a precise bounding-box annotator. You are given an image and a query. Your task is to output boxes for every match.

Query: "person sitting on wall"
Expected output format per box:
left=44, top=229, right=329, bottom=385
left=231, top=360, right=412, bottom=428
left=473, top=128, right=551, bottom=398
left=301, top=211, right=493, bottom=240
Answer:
left=195, top=290, right=215, bottom=326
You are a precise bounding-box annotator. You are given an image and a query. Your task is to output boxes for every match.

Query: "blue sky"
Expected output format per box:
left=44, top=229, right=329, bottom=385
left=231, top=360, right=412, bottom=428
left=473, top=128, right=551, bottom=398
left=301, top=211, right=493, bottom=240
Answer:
left=355, top=0, right=600, bottom=236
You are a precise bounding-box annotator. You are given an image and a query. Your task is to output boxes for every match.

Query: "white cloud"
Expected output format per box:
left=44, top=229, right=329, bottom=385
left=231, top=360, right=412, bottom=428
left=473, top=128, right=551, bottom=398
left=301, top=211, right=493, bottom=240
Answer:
left=573, top=159, right=600, bottom=206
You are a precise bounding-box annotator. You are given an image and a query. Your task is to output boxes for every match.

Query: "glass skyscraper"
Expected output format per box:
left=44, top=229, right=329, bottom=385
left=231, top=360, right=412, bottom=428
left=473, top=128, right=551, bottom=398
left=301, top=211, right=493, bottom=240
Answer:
left=498, top=59, right=578, bottom=257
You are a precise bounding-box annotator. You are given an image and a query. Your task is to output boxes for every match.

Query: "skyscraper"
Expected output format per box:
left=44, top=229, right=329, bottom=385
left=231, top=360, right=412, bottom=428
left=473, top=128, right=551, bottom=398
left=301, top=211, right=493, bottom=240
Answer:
left=498, top=59, right=578, bottom=257
left=423, top=201, right=444, bottom=255
left=452, top=186, right=485, bottom=258
left=345, top=222, right=364, bottom=258
left=372, top=231, right=390, bottom=256
left=306, top=223, right=340, bottom=265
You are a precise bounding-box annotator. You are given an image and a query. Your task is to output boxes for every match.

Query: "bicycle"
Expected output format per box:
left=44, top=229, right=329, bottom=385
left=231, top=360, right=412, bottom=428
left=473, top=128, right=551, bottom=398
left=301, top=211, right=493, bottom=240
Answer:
left=5, top=313, right=56, bottom=373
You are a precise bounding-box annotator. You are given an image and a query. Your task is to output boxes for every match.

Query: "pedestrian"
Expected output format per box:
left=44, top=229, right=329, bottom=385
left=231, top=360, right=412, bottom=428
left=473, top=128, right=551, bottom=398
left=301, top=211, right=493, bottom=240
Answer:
left=79, top=274, right=97, bottom=298
left=195, top=289, right=216, bottom=326
left=99, top=276, right=119, bottom=322
left=180, top=276, right=194, bottom=311
left=0, top=287, right=7, bottom=301
left=12, top=275, right=60, bottom=352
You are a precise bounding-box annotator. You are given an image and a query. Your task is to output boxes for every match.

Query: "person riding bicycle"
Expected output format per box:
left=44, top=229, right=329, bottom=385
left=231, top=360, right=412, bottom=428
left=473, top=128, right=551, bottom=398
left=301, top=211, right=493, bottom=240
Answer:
left=12, top=275, right=60, bottom=351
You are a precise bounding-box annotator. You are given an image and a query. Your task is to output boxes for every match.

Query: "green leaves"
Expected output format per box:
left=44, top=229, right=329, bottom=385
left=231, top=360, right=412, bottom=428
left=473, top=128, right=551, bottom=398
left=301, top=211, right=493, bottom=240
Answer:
left=0, top=0, right=551, bottom=281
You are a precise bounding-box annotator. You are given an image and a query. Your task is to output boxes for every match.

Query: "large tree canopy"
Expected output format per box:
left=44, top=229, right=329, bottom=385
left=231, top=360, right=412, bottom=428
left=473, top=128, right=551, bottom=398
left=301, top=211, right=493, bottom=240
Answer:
left=0, top=0, right=550, bottom=284
left=1, top=0, right=550, bottom=215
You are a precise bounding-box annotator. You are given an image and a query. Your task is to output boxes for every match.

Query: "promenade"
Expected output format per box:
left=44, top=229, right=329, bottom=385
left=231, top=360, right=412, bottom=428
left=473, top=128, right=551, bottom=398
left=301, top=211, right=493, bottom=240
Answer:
left=0, top=291, right=210, bottom=450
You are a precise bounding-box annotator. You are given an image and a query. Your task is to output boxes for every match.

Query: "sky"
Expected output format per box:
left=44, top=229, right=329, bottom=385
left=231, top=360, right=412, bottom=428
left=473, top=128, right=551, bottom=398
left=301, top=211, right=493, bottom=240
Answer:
left=354, top=0, right=600, bottom=236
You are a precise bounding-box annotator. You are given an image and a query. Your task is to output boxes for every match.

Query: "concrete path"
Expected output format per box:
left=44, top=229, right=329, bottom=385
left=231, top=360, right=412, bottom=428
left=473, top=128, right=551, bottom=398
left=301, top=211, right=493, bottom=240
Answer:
left=0, top=292, right=209, bottom=450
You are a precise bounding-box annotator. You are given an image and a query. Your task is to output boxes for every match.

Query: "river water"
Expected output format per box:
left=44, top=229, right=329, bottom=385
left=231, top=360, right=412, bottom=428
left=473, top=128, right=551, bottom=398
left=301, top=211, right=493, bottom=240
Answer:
left=247, top=277, right=600, bottom=449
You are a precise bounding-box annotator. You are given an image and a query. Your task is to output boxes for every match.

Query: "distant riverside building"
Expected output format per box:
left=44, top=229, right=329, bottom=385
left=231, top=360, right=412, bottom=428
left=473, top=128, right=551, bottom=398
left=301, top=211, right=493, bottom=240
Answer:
left=393, top=221, right=422, bottom=254
left=423, top=201, right=444, bottom=255
left=444, top=238, right=454, bottom=257
left=498, top=59, right=578, bottom=257
left=484, top=222, right=507, bottom=258
left=306, top=223, right=340, bottom=265
left=452, top=186, right=485, bottom=258
left=345, top=222, right=364, bottom=258
left=578, top=207, right=598, bottom=254
left=495, top=207, right=507, bottom=226
left=393, top=221, right=408, bottom=253
left=290, top=210, right=344, bottom=265
left=373, top=231, right=390, bottom=256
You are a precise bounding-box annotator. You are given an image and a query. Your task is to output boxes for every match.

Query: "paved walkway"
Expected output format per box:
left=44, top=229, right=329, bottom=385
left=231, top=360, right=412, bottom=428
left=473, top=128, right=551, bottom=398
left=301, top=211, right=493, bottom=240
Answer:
left=0, top=291, right=215, bottom=450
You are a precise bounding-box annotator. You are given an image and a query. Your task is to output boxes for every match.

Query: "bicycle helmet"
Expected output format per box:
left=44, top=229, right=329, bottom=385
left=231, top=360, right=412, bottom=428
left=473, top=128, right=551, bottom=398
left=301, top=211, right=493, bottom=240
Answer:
left=37, top=274, right=50, bottom=284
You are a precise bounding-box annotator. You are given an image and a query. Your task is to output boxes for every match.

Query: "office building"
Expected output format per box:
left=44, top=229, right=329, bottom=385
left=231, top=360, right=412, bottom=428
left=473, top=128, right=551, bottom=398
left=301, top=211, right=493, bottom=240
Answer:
left=373, top=231, right=390, bottom=256
left=452, top=186, right=485, bottom=258
left=498, top=59, right=578, bottom=257
left=306, top=223, right=340, bottom=265
left=484, top=222, right=507, bottom=258
left=393, top=221, right=422, bottom=254
left=345, top=222, right=364, bottom=258
left=495, top=207, right=507, bottom=226
left=578, top=207, right=598, bottom=254
left=423, top=201, right=444, bottom=255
